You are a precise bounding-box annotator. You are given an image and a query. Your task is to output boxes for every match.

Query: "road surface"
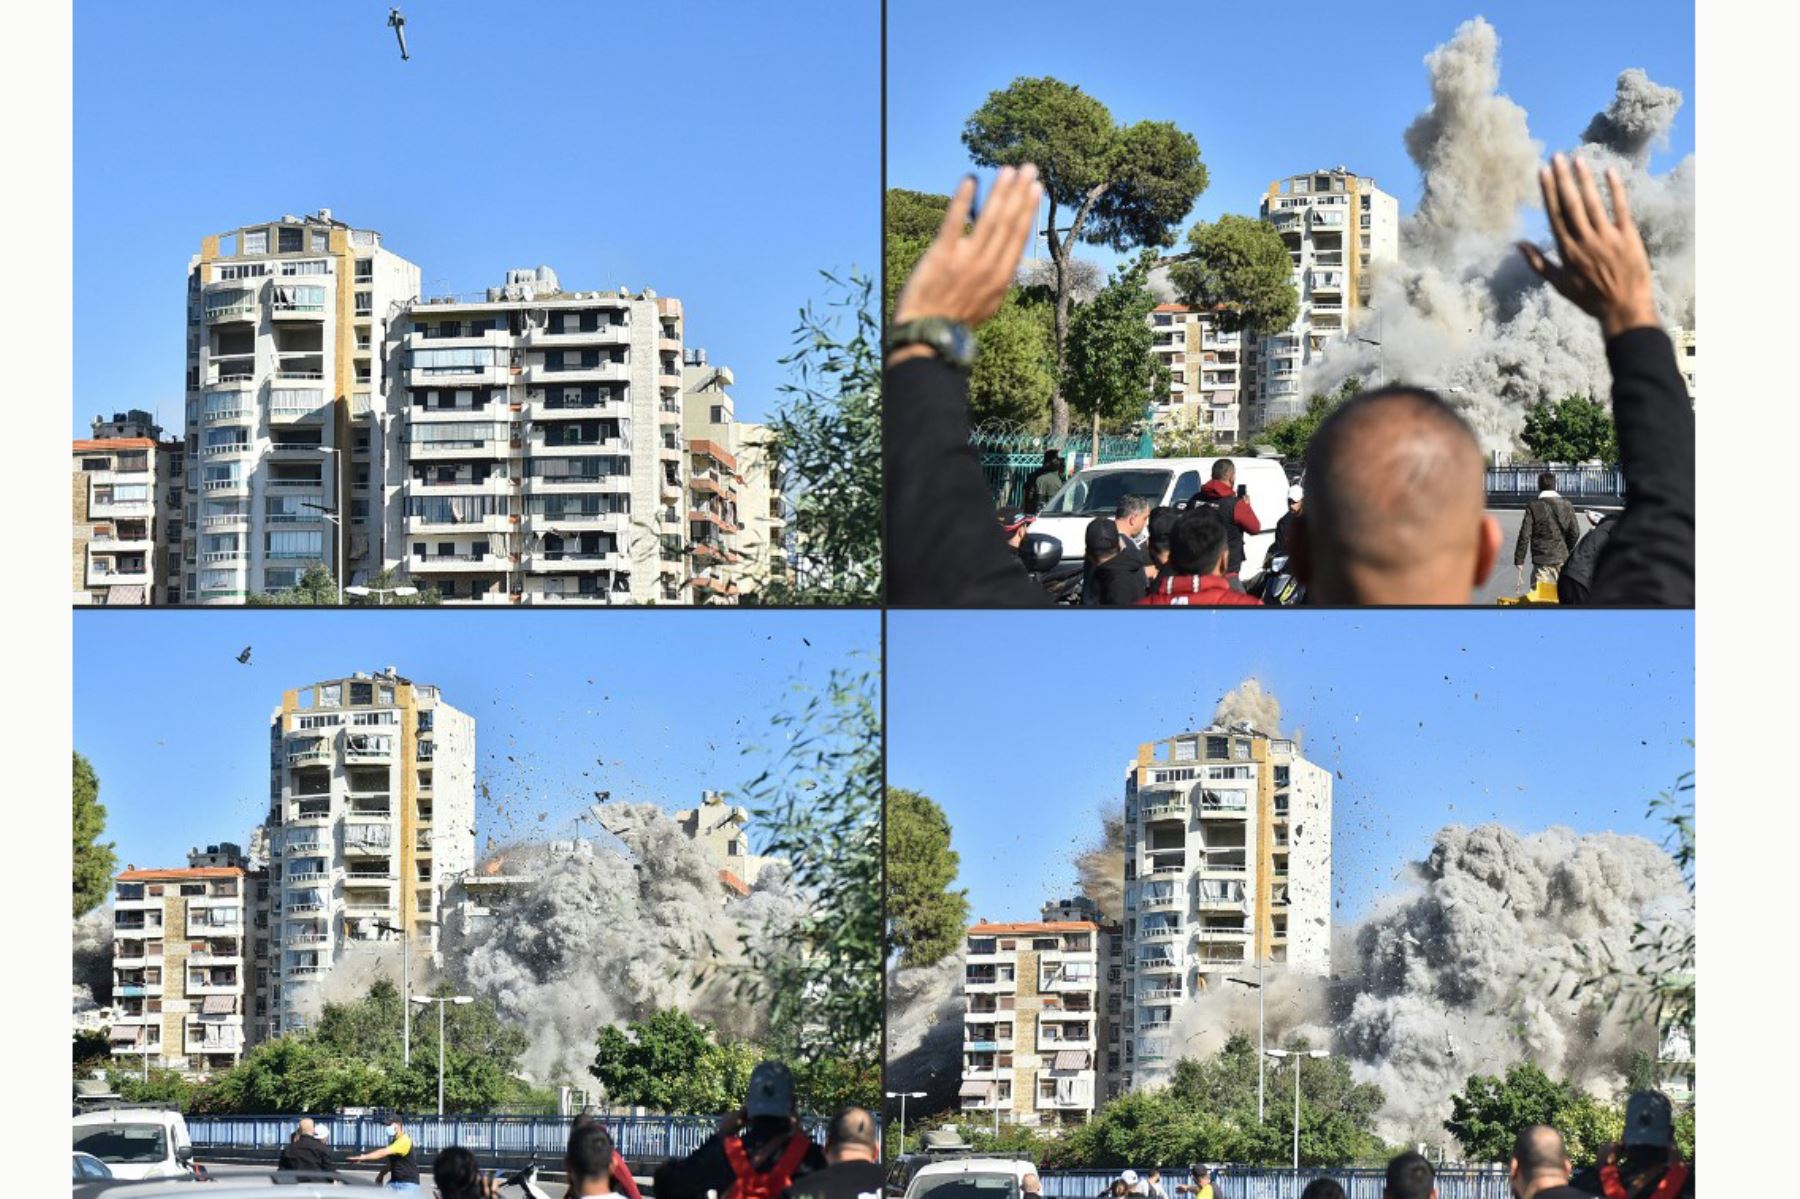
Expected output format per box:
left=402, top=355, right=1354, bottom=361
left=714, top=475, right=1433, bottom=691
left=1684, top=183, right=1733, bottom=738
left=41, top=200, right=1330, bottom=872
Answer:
left=204, top=1160, right=572, bottom=1197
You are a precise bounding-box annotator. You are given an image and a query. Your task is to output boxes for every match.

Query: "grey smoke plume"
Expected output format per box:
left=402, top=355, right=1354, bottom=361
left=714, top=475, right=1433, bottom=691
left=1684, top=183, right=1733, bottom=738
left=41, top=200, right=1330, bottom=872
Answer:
left=1212, top=679, right=1283, bottom=738
left=1310, top=19, right=1695, bottom=450
left=885, top=955, right=968, bottom=1118
left=1155, top=823, right=1689, bottom=1144
left=447, top=803, right=806, bottom=1085
left=73, top=906, right=114, bottom=1010
left=1075, top=806, right=1126, bottom=923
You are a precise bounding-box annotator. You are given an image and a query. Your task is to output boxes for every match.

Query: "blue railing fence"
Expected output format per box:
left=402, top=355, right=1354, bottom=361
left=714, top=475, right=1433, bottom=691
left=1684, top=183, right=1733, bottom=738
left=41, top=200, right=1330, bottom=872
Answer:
left=188, top=1113, right=832, bottom=1163
left=1040, top=1168, right=1510, bottom=1199
left=972, top=428, right=1153, bottom=510
left=1484, top=464, right=1625, bottom=502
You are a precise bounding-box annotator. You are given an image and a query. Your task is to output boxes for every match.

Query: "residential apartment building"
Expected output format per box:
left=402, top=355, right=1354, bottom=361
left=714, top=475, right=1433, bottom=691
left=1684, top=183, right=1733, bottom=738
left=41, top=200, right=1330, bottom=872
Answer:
left=109, top=853, right=249, bottom=1076
left=1673, top=328, right=1696, bottom=400
left=259, top=669, right=475, bottom=1033
left=960, top=921, right=1103, bottom=1128
left=1147, top=305, right=1251, bottom=445
left=734, top=423, right=788, bottom=593
left=1251, top=168, right=1399, bottom=431
left=676, top=791, right=776, bottom=887
left=394, top=267, right=690, bottom=604
left=73, top=410, right=184, bottom=604
left=1040, top=897, right=1129, bottom=1105
left=1122, top=723, right=1331, bottom=1091
left=681, top=352, right=746, bottom=602
left=182, top=211, right=420, bottom=602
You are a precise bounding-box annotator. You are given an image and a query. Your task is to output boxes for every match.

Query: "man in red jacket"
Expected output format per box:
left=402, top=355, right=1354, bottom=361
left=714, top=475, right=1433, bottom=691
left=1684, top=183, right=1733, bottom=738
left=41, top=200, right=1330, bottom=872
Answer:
left=1140, top=508, right=1262, bottom=606
left=1195, top=460, right=1262, bottom=578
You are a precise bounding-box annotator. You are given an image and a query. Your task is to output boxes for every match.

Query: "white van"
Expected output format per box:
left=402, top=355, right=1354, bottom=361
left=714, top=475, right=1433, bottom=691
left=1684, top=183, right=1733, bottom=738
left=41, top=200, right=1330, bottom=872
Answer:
left=1029, top=455, right=1292, bottom=577
left=71, top=1108, right=196, bottom=1181
left=903, top=1157, right=1040, bottom=1199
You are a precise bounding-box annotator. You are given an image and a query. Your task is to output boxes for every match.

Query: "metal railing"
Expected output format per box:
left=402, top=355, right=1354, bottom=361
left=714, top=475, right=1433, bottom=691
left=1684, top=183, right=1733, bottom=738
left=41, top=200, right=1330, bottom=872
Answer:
left=186, top=1113, right=834, bottom=1164
left=970, top=426, right=1154, bottom=509
left=1040, top=1169, right=1510, bottom=1199
left=1485, top=464, right=1626, bottom=504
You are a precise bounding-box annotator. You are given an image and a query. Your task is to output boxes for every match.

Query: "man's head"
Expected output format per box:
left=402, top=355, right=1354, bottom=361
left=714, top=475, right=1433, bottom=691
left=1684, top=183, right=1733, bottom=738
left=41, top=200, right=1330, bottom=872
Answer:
left=1510, top=1124, right=1571, bottom=1194
left=824, top=1107, right=879, bottom=1165
left=566, top=1116, right=617, bottom=1193
left=432, top=1147, right=482, bottom=1199
left=1169, top=508, right=1230, bottom=577
left=297, top=1118, right=315, bottom=1138
left=1190, top=1166, right=1207, bottom=1182
left=1115, top=494, right=1151, bottom=538
left=1537, top=471, right=1557, bottom=493
left=1147, top=507, right=1178, bottom=565
left=386, top=1116, right=404, bottom=1138
left=1086, top=516, right=1121, bottom=564
left=1211, top=459, right=1236, bottom=485
left=1044, top=450, right=1063, bottom=469
left=1300, top=1180, right=1346, bottom=1199
left=744, top=1060, right=797, bottom=1120
left=1287, top=484, right=1304, bottom=514
left=1292, top=387, right=1501, bottom=604
left=1622, top=1090, right=1675, bottom=1150
left=1022, top=1175, right=1042, bottom=1196
left=1383, top=1151, right=1436, bottom=1199
left=1147, top=1171, right=1161, bottom=1186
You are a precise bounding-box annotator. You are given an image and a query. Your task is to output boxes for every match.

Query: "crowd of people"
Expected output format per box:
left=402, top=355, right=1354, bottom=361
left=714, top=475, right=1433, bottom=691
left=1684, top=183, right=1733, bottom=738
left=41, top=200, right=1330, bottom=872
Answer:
left=886, top=157, right=1693, bottom=608
left=1075, top=1091, right=1689, bottom=1199
left=263, top=1060, right=880, bottom=1199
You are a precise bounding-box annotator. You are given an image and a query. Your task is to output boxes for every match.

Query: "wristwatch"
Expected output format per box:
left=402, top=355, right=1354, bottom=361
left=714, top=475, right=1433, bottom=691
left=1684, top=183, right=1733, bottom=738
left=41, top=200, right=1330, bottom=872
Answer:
left=885, top=317, right=978, bottom=372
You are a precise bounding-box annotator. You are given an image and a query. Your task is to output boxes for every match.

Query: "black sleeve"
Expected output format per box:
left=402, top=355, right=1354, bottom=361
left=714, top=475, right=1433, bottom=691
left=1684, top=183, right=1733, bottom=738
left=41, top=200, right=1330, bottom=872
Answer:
left=1588, top=328, right=1695, bottom=606
left=653, top=1134, right=732, bottom=1199
left=886, top=356, right=1049, bottom=607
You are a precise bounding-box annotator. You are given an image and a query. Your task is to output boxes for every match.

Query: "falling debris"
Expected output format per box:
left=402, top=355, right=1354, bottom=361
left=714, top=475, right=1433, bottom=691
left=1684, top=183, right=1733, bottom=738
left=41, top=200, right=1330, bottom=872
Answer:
left=236, top=646, right=253, bottom=665
left=387, top=7, right=410, bottom=61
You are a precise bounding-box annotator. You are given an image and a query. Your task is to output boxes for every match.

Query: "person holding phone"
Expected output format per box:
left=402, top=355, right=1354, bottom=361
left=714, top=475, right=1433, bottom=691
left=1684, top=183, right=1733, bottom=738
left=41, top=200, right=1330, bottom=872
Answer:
left=1194, top=459, right=1262, bottom=580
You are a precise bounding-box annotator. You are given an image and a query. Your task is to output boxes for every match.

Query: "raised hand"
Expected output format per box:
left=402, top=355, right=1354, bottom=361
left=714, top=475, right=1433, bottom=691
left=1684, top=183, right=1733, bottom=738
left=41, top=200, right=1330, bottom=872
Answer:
left=1517, top=153, right=1658, bottom=339
left=891, top=164, right=1043, bottom=334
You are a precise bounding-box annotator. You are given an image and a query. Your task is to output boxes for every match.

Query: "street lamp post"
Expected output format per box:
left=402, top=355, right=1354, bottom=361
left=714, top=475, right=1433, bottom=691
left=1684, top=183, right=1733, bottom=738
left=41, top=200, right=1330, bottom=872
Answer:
left=884, top=1090, right=926, bottom=1155
left=312, top=447, right=342, bottom=603
left=373, top=920, right=412, bottom=1067
left=412, top=995, right=474, bottom=1115
left=1265, top=1049, right=1330, bottom=1176
left=346, top=584, right=419, bottom=606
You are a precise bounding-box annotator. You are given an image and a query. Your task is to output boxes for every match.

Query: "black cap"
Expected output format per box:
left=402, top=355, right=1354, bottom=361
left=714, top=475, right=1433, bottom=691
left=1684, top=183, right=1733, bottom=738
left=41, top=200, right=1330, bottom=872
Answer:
left=1085, top=517, right=1119, bottom=557
left=1622, top=1090, right=1674, bottom=1148
left=745, top=1060, right=795, bottom=1119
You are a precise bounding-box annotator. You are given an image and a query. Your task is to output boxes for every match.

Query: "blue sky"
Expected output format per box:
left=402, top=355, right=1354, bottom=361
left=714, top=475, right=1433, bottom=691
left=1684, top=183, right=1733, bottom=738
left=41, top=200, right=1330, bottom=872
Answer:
left=74, top=611, right=876, bottom=871
left=889, top=0, right=1693, bottom=270
left=887, top=610, right=1693, bottom=925
left=72, top=0, right=877, bottom=434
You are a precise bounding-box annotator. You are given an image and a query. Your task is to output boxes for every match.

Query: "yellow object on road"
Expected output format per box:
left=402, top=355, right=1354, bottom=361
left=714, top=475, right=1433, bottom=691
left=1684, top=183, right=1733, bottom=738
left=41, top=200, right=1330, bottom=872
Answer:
left=1497, top=579, right=1560, bottom=605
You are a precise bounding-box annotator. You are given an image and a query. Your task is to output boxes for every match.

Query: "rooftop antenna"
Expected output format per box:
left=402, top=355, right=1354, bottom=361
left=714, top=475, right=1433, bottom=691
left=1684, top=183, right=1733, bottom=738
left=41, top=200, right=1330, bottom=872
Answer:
left=387, top=8, right=410, bottom=61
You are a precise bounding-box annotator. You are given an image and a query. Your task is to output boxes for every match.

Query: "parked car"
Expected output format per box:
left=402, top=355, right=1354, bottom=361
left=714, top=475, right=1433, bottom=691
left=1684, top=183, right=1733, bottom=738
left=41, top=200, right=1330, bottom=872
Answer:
left=71, top=1108, right=197, bottom=1182
left=73, top=1151, right=115, bottom=1182
left=75, top=1182, right=387, bottom=1198
left=902, top=1157, right=1039, bottom=1199
left=1026, top=455, right=1292, bottom=598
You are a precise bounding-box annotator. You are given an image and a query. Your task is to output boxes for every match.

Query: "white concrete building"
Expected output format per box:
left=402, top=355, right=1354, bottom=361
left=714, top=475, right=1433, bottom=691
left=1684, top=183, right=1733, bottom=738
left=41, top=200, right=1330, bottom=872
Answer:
left=393, top=268, right=690, bottom=604
left=182, top=212, right=421, bottom=602
left=72, top=413, right=184, bottom=606
left=109, top=856, right=249, bottom=1077
left=1122, top=723, right=1331, bottom=1089
left=675, top=791, right=776, bottom=887
left=960, top=920, right=1104, bottom=1128
left=1148, top=304, right=1251, bottom=445
left=1251, top=168, right=1399, bottom=431
left=260, top=669, right=475, bottom=1033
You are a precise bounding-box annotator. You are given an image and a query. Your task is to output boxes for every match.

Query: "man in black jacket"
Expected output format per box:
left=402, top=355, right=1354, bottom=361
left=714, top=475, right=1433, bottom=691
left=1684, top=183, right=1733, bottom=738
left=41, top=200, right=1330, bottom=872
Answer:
left=652, top=1061, right=826, bottom=1199
left=276, top=1118, right=333, bottom=1175
left=1514, top=471, right=1583, bottom=589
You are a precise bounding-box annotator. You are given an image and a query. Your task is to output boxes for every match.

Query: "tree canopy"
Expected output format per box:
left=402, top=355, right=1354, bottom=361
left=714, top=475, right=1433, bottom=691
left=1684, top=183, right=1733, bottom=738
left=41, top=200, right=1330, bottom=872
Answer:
left=1255, top=377, right=1364, bottom=462
left=73, top=752, right=115, bottom=917
left=1063, top=252, right=1167, bottom=433
left=885, top=789, right=969, bottom=969
left=591, top=1008, right=758, bottom=1115
left=1168, top=215, right=1301, bottom=336
left=1518, top=395, right=1619, bottom=465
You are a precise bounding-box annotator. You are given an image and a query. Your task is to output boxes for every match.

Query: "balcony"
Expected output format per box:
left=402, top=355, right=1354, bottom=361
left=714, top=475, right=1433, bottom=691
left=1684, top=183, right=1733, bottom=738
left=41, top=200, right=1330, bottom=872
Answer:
left=408, top=433, right=516, bottom=461
left=409, top=552, right=509, bottom=574
left=962, top=1063, right=1015, bottom=1081
left=532, top=434, right=627, bottom=458
left=524, top=394, right=629, bottom=421
left=286, top=743, right=332, bottom=766
left=271, top=394, right=329, bottom=423
left=962, top=973, right=1008, bottom=993
left=343, top=738, right=393, bottom=763
left=1137, top=888, right=1182, bottom=912
left=407, top=362, right=514, bottom=389
left=1193, top=923, right=1251, bottom=943
left=1140, top=985, right=1184, bottom=1004
left=205, top=299, right=259, bottom=325
left=523, top=473, right=630, bottom=495
left=1136, top=955, right=1179, bottom=974
left=522, top=550, right=626, bottom=573
left=527, top=359, right=628, bottom=386
left=1139, top=794, right=1187, bottom=822
left=186, top=974, right=242, bottom=996
left=1140, top=923, right=1182, bottom=942
left=525, top=323, right=629, bottom=348
left=1310, top=210, right=1346, bottom=232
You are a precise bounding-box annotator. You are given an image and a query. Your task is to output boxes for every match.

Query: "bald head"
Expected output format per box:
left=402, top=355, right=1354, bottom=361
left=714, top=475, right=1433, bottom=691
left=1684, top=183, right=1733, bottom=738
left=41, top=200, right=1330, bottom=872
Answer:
left=297, top=1118, right=315, bottom=1137
left=1511, top=1125, right=1571, bottom=1190
left=1294, top=387, right=1499, bottom=604
left=826, top=1108, right=879, bottom=1163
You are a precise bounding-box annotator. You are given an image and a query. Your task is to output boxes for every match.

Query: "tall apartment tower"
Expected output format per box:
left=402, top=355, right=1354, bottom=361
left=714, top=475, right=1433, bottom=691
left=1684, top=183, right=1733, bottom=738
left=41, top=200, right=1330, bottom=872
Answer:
left=72, top=411, right=184, bottom=605
left=393, top=268, right=690, bottom=604
left=183, top=212, right=421, bottom=603
left=1040, top=897, right=1128, bottom=1107
left=261, top=669, right=475, bottom=1033
left=1147, top=305, right=1252, bottom=444
left=109, top=852, right=249, bottom=1077
left=1251, top=168, right=1399, bottom=432
left=1122, top=723, right=1331, bottom=1090
left=681, top=352, right=746, bottom=602
left=960, top=920, right=1102, bottom=1128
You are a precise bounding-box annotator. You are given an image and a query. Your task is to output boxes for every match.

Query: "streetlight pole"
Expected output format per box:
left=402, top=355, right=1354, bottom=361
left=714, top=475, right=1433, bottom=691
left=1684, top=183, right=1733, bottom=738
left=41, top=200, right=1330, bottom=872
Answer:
left=884, top=1091, right=925, bottom=1155
left=345, top=584, right=418, bottom=606
left=374, top=919, right=411, bottom=1066
left=412, top=995, right=473, bottom=1115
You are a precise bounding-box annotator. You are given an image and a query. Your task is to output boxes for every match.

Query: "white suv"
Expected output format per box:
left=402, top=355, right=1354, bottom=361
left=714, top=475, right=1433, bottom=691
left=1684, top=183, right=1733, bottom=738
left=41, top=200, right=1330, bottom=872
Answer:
left=71, top=1108, right=196, bottom=1181
left=902, top=1157, right=1039, bottom=1199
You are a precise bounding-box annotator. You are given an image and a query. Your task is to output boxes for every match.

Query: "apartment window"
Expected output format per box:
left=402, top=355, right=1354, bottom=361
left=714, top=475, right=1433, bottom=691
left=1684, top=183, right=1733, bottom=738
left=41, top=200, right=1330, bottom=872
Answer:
left=354, top=259, right=373, bottom=282
left=278, top=227, right=303, bottom=253
left=350, top=682, right=374, bottom=706
left=242, top=230, right=268, bottom=255
left=310, top=229, right=330, bottom=253
left=710, top=405, right=727, bottom=423
left=318, top=683, right=342, bottom=707
left=354, top=291, right=373, bottom=315
left=1360, top=214, right=1372, bottom=229
left=81, top=456, right=109, bottom=472
left=1173, top=739, right=1197, bottom=763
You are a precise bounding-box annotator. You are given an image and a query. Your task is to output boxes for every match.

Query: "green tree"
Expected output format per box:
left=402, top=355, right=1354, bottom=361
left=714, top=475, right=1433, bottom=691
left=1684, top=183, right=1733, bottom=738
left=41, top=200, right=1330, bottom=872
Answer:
left=753, top=272, right=880, bottom=604
left=591, top=1008, right=757, bottom=1115
left=886, top=188, right=953, bottom=317
left=106, top=1066, right=201, bottom=1109
left=247, top=564, right=441, bottom=606
left=793, top=1052, right=882, bottom=1115
left=1153, top=411, right=1218, bottom=459
left=1552, top=1091, right=1625, bottom=1166
left=74, top=1030, right=112, bottom=1073
left=1168, top=215, right=1301, bottom=336
left=885, top=789, right=969, bottom=969
left=736, top=663, right=881, bottom=1066
left=1518, top=395, right=1619, bottom=465
left=963, top=77, right=1207, bottom=438
left=1063, top=252, right=1168, bottom=438
left=1255, top=377, right=1364, bottom=462
left=73, top=752, right=116, bottom=917
left=1445, top=1063, right=1577, bottom=1162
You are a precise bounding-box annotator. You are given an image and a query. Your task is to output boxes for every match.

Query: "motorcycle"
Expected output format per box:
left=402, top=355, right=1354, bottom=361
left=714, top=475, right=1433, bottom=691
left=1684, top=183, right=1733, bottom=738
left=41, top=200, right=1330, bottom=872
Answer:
left=1246, top=552, right=1305, bottom=607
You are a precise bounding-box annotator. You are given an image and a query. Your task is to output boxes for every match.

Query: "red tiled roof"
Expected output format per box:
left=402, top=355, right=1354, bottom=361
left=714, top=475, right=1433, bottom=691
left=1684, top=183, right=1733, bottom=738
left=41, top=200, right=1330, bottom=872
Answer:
left=73, top=438, right=155, bottom=453
left=116, top=866, right=245, bottom=881
left=718, top=869, right=751, bottom=896
left=969, top=920, right=1098, bottom=934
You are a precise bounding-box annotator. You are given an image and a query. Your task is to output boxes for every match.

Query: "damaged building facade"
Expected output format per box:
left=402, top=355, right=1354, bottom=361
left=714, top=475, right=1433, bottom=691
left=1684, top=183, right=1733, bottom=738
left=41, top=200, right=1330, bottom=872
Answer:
left=169, top=212, right=784, bottom=606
